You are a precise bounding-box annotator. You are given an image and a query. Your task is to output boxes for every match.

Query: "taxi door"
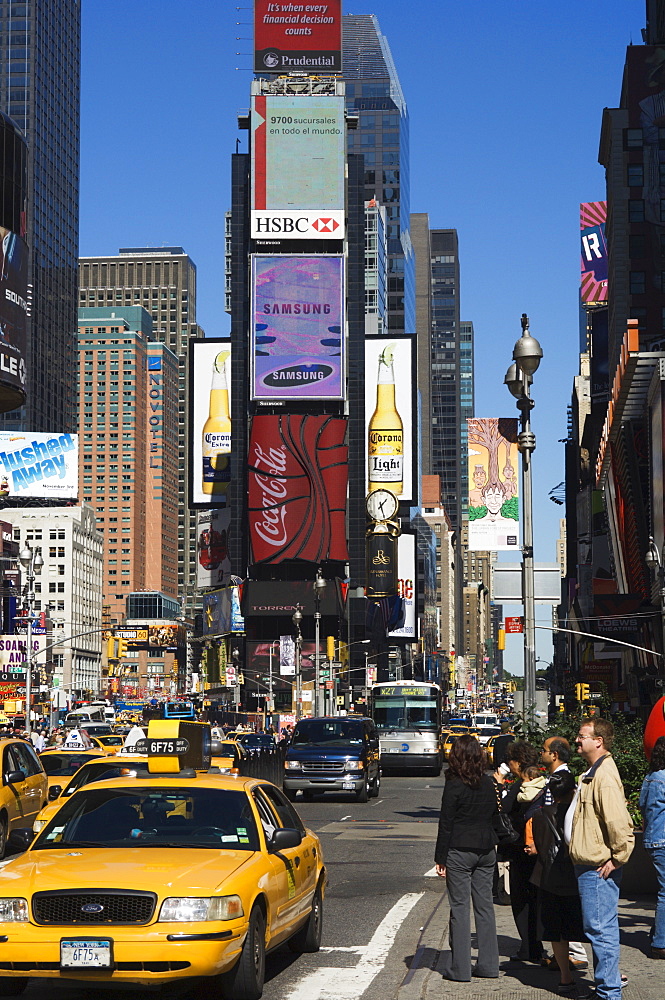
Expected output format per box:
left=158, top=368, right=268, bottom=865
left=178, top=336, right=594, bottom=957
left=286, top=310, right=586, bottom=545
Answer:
left=1, top=744, right=29, bottom=831
left=257, top=786, right=316, bottom=918
left=252, top=787, right=306, bottom=941
left=10, top=741, right=47, bottom=825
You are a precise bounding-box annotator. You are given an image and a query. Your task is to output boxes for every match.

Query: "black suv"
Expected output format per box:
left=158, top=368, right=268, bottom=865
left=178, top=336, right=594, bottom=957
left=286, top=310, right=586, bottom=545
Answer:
left=283, top=716, right=380, bottom=802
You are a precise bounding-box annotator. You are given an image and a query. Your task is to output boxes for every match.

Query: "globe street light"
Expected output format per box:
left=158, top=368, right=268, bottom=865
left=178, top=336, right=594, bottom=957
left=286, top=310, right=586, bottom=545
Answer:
left=292, top=604, right=303, bottom=718
left=504, top=313, right=542, bottom=722
left=18, top=543, right=44, bottom=736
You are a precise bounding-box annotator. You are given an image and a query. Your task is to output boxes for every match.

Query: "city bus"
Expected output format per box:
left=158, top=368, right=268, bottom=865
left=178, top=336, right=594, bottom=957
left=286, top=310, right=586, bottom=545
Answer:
left=369, top=680, right=443, bottom=774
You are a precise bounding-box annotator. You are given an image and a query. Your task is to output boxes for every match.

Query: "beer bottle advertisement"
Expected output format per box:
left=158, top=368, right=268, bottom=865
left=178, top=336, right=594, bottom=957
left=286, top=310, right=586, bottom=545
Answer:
left=189, top=339, right=232, bottom=506
left=202, top=349, right=232, bottom=497
left=365, top=337, right=413, bottom=502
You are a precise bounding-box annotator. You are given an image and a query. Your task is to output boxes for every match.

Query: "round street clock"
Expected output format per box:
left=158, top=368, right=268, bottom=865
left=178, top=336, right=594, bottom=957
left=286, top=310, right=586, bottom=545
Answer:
left=366, top=488, right=398, bottom=522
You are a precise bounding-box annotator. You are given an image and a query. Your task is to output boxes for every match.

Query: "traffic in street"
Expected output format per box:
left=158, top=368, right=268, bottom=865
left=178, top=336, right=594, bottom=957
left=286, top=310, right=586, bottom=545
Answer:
left=14, top=773, right=445, bottom=1000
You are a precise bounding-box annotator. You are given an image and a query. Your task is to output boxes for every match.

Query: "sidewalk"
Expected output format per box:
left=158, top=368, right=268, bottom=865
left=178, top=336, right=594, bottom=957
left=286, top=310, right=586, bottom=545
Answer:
left=398, top=892, right=662, bottom=1000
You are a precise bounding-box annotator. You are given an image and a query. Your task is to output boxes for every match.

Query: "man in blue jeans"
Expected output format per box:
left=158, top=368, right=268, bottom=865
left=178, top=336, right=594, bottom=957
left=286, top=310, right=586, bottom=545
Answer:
left=565, top=718, right=634, bottom=1000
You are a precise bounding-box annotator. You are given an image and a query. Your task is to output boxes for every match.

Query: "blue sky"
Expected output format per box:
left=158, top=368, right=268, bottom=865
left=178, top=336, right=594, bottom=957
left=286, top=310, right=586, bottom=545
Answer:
left=80, top=1, right=645, bottom=672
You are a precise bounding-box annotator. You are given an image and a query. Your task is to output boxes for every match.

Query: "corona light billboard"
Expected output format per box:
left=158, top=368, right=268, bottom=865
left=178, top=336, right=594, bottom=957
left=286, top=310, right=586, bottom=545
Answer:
left=254, top=0, right=342, bottom=74
left=0, top=432, right=78, bottom=499
left=251, top=256, right=344, bottom=400
left=467, top=417, right=520, bottom=551
left=251, top=94, right=345, bottom=239
left=364, top=337, right=415, bottom=504
left=188, top=338, right=232, bottom=507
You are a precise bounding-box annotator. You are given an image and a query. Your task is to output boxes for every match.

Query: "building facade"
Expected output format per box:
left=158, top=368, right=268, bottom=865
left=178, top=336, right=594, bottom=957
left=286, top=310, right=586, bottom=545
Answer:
left=3, top=505, right=103, bottom=699
left=77, top=306, right=179, bottom=627
left=0, top=0, right=80, bottom=433
left=78, top=248, right=204, bottom=615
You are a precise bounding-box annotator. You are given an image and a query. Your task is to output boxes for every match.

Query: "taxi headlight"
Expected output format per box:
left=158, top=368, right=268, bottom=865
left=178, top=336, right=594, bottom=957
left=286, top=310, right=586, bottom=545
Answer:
left=0, top=898, right=28, bottom=921
left=285, top=760, right=301, bottom=770
left=344, top=760, right=363, bottom=770
left=158, top=895, right=244, bottom=922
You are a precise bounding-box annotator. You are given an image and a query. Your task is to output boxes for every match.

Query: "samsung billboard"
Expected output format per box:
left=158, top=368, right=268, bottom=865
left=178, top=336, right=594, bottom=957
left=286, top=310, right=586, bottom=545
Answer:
left=251, top=255, right=344, bottom=400
left=251, top=94, right=345, bottom=239
left=254, top=0, right=342, bottom=73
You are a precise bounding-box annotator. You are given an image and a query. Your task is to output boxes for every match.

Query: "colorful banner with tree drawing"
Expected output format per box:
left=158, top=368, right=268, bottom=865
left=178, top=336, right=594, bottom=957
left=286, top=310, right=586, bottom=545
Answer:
left=467, top=418, right=520, bottom=551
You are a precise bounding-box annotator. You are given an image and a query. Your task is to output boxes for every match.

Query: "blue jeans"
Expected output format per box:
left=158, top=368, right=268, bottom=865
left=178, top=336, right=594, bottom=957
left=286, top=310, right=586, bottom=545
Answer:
left=575, top=865, right=622, bottom=1000
left=647, top=847, right=665, bottom=948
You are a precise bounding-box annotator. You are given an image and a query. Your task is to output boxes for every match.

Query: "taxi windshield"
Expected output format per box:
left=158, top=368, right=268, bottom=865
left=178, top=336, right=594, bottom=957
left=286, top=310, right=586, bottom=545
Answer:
left=62, top=762, right=140, bottom=796
left=95, top=735, right=125, bottom=746
left=40, top=753, right=99, bottom=776
left=32, top=786, right=261, bottom=851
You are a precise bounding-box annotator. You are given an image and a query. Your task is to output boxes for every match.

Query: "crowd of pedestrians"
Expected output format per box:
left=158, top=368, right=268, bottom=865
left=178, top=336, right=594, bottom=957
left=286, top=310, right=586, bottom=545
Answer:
left=434, top=716, right=663, bottom=1000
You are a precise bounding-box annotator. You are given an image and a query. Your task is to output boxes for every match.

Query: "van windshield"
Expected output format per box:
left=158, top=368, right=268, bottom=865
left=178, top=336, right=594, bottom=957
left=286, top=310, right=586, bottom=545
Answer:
left=292, top=721, right=364, bottom=747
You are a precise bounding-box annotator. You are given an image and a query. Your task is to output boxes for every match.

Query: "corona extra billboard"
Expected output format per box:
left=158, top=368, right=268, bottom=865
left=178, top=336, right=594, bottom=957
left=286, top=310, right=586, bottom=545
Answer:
left=189, top=338, right=232, bottom=507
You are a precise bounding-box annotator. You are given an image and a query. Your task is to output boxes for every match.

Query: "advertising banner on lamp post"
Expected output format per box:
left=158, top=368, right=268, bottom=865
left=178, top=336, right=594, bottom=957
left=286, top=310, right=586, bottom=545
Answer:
left=467, top=417, right=520, bottom=551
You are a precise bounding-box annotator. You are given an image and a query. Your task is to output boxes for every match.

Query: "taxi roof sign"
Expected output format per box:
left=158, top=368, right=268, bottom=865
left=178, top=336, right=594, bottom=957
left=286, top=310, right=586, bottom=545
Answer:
left=144, top=720, right=211, bottom=774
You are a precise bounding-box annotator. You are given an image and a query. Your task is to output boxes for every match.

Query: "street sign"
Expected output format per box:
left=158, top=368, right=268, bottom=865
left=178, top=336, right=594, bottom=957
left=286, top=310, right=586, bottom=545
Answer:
left=505, top=616, right=524, bottom=634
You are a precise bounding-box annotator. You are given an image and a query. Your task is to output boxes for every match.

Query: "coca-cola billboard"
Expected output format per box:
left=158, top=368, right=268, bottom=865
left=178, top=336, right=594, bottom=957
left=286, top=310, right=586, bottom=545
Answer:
left=248, top=414, right=348, bottom=564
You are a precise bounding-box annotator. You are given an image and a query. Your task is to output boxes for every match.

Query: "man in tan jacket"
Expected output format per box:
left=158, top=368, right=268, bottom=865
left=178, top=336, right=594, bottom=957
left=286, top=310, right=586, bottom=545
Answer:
left=566, top=717, right=634, bottom=1000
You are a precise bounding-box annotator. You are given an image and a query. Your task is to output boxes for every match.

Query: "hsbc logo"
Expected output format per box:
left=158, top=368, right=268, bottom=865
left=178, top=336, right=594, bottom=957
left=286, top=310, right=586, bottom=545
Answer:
left=251, top=210, right=344, bottom=240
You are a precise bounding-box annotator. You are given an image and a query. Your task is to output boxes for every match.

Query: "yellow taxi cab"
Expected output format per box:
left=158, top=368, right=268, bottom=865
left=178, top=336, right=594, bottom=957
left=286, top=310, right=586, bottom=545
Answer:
left=215, top=739, right=248, bottom=775
left=485, top=731, right=515, bottom=767
left=32, top=756, right=150, bottom=833
left=0, top=721, right=325, bottom=999
left=88, top=733, right=127, bottom=754
left=38, top=733, right=107, bottom=793
left=442, top=727, right=475, bottom=760
left=0, top=737, right=47, bottom=856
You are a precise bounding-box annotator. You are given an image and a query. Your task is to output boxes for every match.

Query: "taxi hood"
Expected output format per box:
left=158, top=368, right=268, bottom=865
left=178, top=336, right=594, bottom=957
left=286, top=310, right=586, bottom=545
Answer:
left=0, top=848, right=253, bottom=897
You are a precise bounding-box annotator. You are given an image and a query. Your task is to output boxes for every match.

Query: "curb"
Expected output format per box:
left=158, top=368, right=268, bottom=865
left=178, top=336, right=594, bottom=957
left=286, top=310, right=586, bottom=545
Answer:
left=398, top=892, right=449, bottom=1000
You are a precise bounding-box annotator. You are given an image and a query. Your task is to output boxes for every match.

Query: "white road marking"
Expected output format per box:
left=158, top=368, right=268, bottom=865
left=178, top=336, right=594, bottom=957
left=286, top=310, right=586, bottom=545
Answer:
left=371, top=798, right=383, bottom=806
left=320, top=946, right=368, bottom=953
left=423, top=865, right=438, bottom=877
left=340, top=814, right=352, bottom=821
left=285, top=892, right=424, bottom=1000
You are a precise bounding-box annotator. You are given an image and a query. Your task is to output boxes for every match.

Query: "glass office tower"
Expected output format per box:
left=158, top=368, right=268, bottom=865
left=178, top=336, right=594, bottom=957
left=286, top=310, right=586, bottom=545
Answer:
left=343, top=14, right=414, bottom=334
left=0, top=0, right=81, bottom=433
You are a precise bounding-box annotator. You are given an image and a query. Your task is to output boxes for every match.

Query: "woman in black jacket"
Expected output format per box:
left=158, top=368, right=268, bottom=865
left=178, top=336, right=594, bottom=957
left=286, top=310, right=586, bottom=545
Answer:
left=435, top=734, right=500, bottom=981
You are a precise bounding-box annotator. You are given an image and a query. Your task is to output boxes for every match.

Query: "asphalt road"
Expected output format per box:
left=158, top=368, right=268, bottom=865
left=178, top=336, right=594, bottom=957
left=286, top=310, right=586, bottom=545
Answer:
left=16, top=772, right=445, bottom=1000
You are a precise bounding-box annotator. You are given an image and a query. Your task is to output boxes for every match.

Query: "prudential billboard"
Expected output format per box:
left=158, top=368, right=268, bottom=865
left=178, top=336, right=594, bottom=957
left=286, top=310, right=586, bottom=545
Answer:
left=251, top=256, right=344, bottom=400
left=254, top=0, right=342, bottom=73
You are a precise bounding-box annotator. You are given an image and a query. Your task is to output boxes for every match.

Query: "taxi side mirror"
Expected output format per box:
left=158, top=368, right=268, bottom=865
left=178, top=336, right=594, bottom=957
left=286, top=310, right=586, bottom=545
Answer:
left=210, top=739, right=223, bottom=755
left=8, top=828, right=34, bottom=852
left=270, top=828, right=302, bottom=851
left=4, top=770, right=24, bottom=785
left=48, top=785, right=62, bottom=800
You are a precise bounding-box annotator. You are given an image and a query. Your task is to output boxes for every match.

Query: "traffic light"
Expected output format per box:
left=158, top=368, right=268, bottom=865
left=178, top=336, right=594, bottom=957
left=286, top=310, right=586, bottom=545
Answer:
left=498, top=628, right=505, bottom=651
left=581, top=683, right=590, bottom=701
left=116, top=638, right=128, bottom=659
left=326, top=636, right=336, bottom=661
left=106, top=637, right=118, bottom=661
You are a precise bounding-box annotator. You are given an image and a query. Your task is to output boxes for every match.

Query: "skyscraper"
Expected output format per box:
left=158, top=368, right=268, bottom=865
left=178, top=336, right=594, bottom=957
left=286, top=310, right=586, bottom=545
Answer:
left=343, top=14, right=414, bottom=335
left=78, top=248, right=204, bottom=613
left=78, top=306, right=179, bottom=630
left=0, top=0, right=81, bottom=433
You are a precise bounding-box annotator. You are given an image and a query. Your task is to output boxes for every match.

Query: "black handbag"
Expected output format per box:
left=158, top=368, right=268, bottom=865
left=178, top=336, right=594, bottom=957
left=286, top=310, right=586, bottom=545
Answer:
left=492, top=781, right=520, bottom=845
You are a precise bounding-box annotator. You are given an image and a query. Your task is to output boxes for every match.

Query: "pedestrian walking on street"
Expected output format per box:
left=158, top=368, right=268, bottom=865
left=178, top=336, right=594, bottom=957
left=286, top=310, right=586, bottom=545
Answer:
left=435, top=734, right=500, bottom=982
left=639, top=733, right=665, bottom=959
left=566, top=717, right=634, bottom=1000
left=530, top=768, right=591, bottom=999
left=496, top=739, right=547, bottom=966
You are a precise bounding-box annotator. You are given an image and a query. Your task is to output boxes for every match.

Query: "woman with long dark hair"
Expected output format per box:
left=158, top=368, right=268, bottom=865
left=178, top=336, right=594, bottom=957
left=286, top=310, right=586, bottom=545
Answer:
left=640, top=734, right=665, bottom=958
left=435, top=734, right=500, bottom=981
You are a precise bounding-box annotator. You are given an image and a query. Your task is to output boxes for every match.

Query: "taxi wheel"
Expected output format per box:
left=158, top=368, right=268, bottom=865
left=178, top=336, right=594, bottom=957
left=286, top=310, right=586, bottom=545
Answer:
left=0, top=817, right=7, bottom=860
left=369, top=770, right=380, bottom=798
left=221, top=905, right=265, bottom=1000
left=288, top=884, right=323, bottom=953
left=0, top=979, right=27, bottom=996
left=283, top=789, right=297, bottom=802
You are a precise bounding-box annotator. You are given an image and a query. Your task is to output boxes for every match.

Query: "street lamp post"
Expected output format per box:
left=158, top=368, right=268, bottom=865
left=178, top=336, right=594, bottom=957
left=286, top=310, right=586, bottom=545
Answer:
left=505, top=313, right=543, bottom=723
left=646, top=536, right=665, bottom=661
left=292, top=605, right=303, bottom=719
left=313, top=567, right=327, bottom=717
left=18, top=543, right=44, bottom=737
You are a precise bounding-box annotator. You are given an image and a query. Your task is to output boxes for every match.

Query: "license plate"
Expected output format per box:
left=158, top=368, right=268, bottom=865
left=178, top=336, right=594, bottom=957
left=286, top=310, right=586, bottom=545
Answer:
left=342, top=780, right=356, bottom=789
left=387, top=748, right=399, bottom=753
left=60, top=939, right=112, bottom=969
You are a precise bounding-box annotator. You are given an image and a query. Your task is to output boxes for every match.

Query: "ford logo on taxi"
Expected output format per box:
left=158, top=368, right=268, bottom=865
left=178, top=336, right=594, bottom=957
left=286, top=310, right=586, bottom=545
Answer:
left=81, top=903, right=104, bottom=913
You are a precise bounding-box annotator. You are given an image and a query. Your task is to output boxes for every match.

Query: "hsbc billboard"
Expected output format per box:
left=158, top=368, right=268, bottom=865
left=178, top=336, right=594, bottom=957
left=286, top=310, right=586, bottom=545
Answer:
left=251, top=94, right=345, bottom=240
left=251, top=210, right=343, bottom=240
